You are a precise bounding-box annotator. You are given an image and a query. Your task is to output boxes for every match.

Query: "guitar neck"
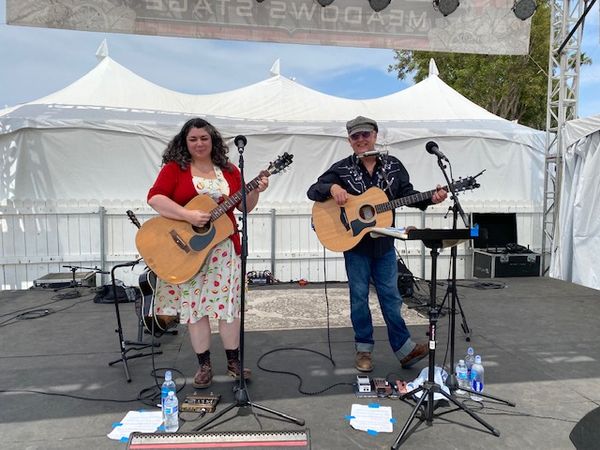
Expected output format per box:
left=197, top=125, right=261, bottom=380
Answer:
left=377, top=186, right=445, bottom=213
left=210, top=174, right=265, bottom=221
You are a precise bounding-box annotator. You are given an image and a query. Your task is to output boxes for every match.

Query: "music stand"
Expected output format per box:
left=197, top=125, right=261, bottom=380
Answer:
left=371, top=228, right=502, bottom=448
left=194, top=137, right=304, bottom=431
left=108, top=259, right=161, bottom=382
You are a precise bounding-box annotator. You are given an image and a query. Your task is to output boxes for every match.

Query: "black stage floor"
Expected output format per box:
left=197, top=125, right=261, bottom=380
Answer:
left=1, top=277, right=599, bottom=449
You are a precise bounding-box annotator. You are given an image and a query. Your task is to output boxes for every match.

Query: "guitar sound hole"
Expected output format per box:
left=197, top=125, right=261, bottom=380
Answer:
left=192, top=224, right=211, bottom=234
left=359, top=205, right=376, bottom=221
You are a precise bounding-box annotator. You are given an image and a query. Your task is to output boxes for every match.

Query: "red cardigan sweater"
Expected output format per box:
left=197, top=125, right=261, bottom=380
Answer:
left=147, top=161, right=242, bottom=255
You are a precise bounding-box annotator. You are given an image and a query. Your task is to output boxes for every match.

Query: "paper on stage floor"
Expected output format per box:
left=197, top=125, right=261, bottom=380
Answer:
left=107, top=410, right=163, bottom=442
left=349, top=403, right=394, bottom=433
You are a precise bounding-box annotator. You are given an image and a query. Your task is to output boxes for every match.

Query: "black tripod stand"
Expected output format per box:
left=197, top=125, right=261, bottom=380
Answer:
left=437, top=236, right=471, bottom=342
left=427, top=161, right=512, bottom=408
left=108, top=259, right=161, bottom=382
left=194, top=136, right=304, bottom=431
left=392, top=236, right=500, bottom=448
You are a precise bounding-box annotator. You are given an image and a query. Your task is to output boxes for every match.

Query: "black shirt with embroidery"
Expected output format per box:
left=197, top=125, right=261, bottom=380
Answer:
left=307, top=154, right=432, bottom=257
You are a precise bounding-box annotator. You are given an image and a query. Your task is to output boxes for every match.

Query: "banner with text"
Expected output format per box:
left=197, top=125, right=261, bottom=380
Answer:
left=6, top=0, right=532, bottom=55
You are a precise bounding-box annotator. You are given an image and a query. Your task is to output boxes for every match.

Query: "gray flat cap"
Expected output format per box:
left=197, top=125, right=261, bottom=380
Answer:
left=346, top=116, right=379, bottom=135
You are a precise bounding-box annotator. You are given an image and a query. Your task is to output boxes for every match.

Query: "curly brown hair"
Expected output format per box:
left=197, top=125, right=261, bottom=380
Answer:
left=162, top=118, right=230, bottom=170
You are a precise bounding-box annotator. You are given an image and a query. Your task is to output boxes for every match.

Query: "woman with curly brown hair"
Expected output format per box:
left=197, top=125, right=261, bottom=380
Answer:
left=147, top=118, right=268, bottom=388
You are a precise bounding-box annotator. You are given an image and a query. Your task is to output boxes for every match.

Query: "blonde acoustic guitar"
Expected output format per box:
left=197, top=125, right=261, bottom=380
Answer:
left=136, top=153, right=293, bottom=284
left=311, top=174, right=481, bottom=253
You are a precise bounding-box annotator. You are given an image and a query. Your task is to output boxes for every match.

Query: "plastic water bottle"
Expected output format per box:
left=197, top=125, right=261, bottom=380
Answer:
left=455, top=359, right=469, bottom=394
left=465, top=347, right=475, bottom=378
left=470, top=355, right=485, bottom=402
left=161, top=371, right=176, bottom=420
left=163, top=391, right=179, bottom=432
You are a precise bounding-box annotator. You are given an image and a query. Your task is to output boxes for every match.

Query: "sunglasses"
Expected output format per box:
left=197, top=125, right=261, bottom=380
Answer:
left=349, top=130, right=373, bottom=141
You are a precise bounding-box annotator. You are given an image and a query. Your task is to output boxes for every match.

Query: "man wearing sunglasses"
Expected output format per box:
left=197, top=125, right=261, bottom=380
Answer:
left=307, top=115, right=448, bottom=373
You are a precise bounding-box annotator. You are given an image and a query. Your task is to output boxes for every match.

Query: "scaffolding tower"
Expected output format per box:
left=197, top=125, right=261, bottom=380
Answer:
left=541, top=0, right=588, bottom=274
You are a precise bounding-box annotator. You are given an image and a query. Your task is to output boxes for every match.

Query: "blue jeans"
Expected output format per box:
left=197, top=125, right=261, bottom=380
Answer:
left=344, top=248, right=416, bottom=360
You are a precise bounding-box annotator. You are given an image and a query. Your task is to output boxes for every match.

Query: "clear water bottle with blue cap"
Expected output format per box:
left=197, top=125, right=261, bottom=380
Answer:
left=465, top=347, right=475, bottom=378
left=455, top=359, right=469, bottom=394
left=161, top=370, right=176, bottom=421
left=470, top=355, right=485, bottom=402
left=163, top=391, right=179, bottom=432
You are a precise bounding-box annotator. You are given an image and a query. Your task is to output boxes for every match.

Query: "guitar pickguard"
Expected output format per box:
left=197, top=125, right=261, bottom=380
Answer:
left=350, top=218, right=376, bottom=236
left=188, top=226, right=216, bottom=251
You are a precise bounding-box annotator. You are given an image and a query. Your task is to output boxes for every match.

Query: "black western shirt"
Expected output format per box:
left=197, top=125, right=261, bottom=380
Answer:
left=307, top=154, right=432, bottom=257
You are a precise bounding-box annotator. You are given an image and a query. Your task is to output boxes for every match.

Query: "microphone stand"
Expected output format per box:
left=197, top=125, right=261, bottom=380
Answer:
left=435, top=156, right=470, bottom=392
left=194, top=137, right=304, bottom=431
left=434, top=157, right=516, bottom=413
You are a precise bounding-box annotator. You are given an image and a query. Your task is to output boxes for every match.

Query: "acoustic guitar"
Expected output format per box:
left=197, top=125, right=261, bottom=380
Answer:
left=311, top=174, right=481, bottom=252
left=135, top=153, right=294, bottom=284
left=127, top=210, right=179, bottom=336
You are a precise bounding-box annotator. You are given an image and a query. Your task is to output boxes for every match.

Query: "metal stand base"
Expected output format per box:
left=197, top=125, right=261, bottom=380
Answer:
left=392, top=242, right=514, bottom=449
left=393, top=382, right=501, bottom=449
left=193, top=386, right=305, bottom=431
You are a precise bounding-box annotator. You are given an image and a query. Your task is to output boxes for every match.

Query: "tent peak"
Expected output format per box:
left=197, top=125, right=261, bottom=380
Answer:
left=428, top=58, right=439, bottom=78
left=96, top=39, right=109, bottom=61
left=270, top=59, right=280, bottom=77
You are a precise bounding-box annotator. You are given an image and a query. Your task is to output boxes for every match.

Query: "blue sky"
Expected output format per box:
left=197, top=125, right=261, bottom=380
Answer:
left=1, top=0, right=598, bottom=120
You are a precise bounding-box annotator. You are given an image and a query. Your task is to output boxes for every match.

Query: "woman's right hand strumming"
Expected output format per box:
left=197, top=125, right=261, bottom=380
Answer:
left=186, top=209, right=211, bottom=227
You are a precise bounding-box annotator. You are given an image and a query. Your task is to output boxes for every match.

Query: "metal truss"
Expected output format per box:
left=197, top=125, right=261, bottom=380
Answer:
left=541, top=0, right=586, bottom=274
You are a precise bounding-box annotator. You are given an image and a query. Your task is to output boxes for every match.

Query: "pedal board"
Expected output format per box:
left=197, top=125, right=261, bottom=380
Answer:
left=372, top=377, right=393, bottom=397
left=354, top=376, right=401, bottom=399
left=180, top=393, right=221, bottom=413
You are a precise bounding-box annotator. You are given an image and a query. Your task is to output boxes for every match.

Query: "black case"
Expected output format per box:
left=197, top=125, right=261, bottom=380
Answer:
left=471, top=213, right=540, bottom=278
left=473, top=250, right=541, bottom=278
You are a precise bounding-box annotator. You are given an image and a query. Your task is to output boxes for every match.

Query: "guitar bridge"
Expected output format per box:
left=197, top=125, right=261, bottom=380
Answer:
left=169, top=230, right=191, bottom=253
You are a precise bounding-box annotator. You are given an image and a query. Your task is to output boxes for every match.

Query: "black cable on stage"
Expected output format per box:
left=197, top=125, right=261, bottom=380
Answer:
left=0, top=297, right=90, bottom=328
left=255, top=243, right=345, bottom=397
left=0, top=290, right=91, bottom=319
left=256, top=347, right=352, bottom=396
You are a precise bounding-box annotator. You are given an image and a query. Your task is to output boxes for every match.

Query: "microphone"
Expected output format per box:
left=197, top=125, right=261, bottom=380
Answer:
left=234, top=135, right=247, bottom=149
left=425, top=141, right=449, bottom=161
left=357, top=150, right=388, bottom=158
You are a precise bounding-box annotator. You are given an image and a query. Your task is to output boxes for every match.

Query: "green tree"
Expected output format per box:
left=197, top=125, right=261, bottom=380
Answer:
left=388, top=3, right=553, bottom=130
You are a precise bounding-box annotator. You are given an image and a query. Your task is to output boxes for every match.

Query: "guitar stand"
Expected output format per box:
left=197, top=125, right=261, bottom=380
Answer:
left=194, top=137, right=304, bottom=432
left=108, top=260, right=161, bottom=382
left=392, top=241, right=505, bottom=449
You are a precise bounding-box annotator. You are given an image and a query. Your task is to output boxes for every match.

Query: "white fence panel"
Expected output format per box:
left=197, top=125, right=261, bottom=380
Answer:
left=0, top=200, right=542, bottom=290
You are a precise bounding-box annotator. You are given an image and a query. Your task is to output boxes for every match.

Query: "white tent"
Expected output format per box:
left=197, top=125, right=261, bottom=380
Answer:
left=0, top=54, right=546, bottom=206
left=550, top=115, right=600, bottom=290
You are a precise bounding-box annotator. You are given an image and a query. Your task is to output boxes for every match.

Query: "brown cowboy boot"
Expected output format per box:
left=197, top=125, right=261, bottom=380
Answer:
left=193, top=350, right=213, bottom=388
left=225, top=348, right=251, bottom=380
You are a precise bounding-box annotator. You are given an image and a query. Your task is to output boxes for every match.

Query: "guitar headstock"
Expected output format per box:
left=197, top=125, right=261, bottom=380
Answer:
left=127, top=210, right=141, bottom=229
left=266, top=152, right=294, bottom=176
left=452, top=172, right=484, bottom=193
